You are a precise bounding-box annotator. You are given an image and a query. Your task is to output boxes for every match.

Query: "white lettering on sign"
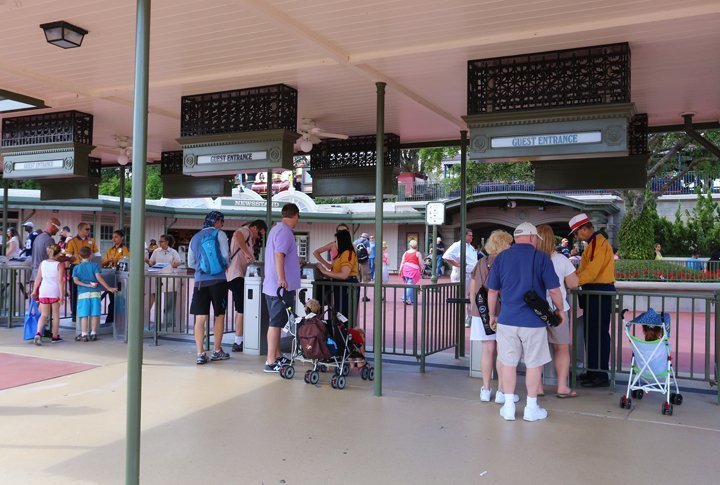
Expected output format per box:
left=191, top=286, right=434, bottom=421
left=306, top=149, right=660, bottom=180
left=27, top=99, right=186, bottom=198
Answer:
left=221, top=199, right=281, bottom=208
left=197, top=151, right=268, bottom=165
left=13, top=159, right=64, bottom=171
left=491, top=131, right=602, bottom=149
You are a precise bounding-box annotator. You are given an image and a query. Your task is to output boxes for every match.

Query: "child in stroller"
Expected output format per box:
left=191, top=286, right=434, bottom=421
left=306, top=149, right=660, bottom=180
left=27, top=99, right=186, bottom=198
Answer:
left=421, top=255, right=433, bottom=279
left=620, top=308, right=683, bottom=415
left=278, top=298, right=374, bottom=390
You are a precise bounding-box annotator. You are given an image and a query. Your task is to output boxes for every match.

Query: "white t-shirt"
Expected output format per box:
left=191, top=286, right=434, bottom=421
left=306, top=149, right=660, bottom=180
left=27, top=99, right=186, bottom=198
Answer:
left=442, top=241, right=478, bottom=274
left=149, top=247, right=181, bottom=267
left=546, top=252, right=576, bottom=311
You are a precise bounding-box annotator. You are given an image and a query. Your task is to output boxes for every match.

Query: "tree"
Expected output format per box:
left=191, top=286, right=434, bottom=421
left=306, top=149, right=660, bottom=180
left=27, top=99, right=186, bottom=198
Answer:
left=399, top=147, right=459, bottom=174
left=99, top=166, right=163, bottom=199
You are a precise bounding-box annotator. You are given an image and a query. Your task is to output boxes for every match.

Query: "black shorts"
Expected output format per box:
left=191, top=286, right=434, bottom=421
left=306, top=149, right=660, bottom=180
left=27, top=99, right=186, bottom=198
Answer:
left=190, top=281, right=228, bottom=316
left=227, top=277, right=245, bottom=313
left=264, top=290, right=295, bottom=328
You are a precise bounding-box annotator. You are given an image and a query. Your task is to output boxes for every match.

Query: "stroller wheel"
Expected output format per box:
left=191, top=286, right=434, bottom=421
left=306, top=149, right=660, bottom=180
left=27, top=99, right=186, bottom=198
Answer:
left=369, top=367, right=375, bottom=381
left=662, top=402, right=673, bottom=416
left=670, top=393, right=683, bottom=405
left=336, top=375, right=347, bottom=390
left=620, top=396, right=631, bottom=409
left=342, top=363, right=350, bottom=376
left=304, top=370, right=311, bottom=384
left=632, top=389, right=644, bottom=400
left=361, top=366, right=370, bottom=380
left=279, top=366, right=287, bottom=379
left=309, top=371, right=320, bottom=385
left=319, top=364, right=328, bottom=373
left=331, top=376, right=338, bottom=388
left=284, top=366, right=295, bottom=380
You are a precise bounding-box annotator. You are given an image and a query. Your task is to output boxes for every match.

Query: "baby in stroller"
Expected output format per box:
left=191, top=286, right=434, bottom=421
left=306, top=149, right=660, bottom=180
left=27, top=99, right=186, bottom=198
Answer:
left=620, top=308, right=683, bottom=415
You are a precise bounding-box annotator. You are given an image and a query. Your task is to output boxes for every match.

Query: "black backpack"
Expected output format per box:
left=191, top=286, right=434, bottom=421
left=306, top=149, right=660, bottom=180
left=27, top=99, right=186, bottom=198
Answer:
left=356, top=243, right=369, bottom=263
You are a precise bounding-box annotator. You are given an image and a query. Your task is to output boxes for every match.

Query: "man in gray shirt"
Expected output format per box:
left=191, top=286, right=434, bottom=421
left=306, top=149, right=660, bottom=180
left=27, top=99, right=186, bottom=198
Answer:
left=31, top=217, right=63, bottom=281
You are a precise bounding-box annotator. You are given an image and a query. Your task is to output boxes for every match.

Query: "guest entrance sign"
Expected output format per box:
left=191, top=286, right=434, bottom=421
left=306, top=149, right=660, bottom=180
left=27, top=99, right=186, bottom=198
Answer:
left=463, top=43, right=650, bottom=190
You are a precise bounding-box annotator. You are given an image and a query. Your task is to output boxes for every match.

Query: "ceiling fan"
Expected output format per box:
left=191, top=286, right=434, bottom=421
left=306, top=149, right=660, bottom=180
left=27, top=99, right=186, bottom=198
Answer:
left=295, top=118, right=348, bottom=153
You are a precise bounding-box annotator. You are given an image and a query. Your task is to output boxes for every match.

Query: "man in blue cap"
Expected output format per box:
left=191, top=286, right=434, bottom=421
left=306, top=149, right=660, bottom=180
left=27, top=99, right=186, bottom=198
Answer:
left=188, top=211, right=230, bottom=365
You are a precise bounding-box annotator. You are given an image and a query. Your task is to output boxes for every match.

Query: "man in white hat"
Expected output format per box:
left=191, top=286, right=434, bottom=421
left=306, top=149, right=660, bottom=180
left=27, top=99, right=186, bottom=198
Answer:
left=568, top=213, right=615, bottom=388
left=21, top=221, right=36, bottom=257
left=487, top=222, right=566, bottom=422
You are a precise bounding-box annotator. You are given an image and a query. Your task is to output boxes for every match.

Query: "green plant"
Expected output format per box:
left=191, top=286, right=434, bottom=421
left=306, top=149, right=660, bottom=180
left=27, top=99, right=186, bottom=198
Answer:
left=614, top=259, right=719, bottom=282
left=618, top=206, right=654, bottom=259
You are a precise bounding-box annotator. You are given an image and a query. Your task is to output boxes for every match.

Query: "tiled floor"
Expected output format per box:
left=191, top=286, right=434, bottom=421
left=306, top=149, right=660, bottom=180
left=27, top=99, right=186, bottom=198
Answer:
left=0, top=326, right=718, bottom=484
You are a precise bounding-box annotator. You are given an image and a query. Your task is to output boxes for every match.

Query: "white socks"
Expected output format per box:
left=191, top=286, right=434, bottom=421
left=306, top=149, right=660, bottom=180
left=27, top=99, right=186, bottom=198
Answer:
left=235, top=336, right=244, bottom=345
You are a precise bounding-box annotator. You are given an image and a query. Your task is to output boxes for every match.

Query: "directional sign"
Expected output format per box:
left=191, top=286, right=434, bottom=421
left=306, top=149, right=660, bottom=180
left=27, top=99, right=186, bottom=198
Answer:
left=426, top=202, right=445, bottom=225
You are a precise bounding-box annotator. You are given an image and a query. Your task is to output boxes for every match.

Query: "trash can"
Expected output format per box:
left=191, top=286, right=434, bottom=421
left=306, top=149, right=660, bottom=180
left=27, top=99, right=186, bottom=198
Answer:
left=243, top=262, right=268, bottom=356
left=113, top=270, right=150, bottom=341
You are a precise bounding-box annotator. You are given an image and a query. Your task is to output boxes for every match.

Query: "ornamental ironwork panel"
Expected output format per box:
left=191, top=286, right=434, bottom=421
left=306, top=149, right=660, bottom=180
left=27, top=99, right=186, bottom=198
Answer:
left=180, top=84, right=297, bottom=137
left=161, top=151, right=183, bottom=176
left=628, top=113, right=648, bottom=155
left=468, top=43, right=630, bottom=115
left=309, top=134, right=400, bottom=171
left=1, top=110, right=93, bottom=147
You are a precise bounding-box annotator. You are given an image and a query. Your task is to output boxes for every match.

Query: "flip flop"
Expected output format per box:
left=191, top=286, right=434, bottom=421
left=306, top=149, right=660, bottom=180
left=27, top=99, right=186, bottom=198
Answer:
left=556, top=391, right=579, bottom=399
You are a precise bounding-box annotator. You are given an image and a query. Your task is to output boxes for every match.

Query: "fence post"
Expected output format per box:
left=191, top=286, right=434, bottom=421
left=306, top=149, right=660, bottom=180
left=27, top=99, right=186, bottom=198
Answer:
left=420, top=286, right=426, bottom=373
left=570, top=291, right=578, bottom=389
left=715, top=291, right=720, bottom=405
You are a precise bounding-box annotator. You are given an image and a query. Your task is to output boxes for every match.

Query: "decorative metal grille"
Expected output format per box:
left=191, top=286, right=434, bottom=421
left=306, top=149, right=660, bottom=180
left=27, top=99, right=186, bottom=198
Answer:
left=309, top=134, right=400, bottom=171
left=180, top=84, right=297, bottom=137
left=628, top=113, right=648, bottom=155
left=468, top=43, right=630, bottom=114
left=160, top=151, right=183, bottom=175
left=1, top=110, right=94, bottom=147
left=88, top=157, right=102, bottom=179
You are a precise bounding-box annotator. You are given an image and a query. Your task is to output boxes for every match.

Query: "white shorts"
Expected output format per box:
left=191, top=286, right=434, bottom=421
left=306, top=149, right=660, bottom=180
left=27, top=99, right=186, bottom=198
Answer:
left=496, top=323, right=551, bottom=368
left=547, top=320, right=570, bottom=345
left=470, top=316, right=496, bottom=341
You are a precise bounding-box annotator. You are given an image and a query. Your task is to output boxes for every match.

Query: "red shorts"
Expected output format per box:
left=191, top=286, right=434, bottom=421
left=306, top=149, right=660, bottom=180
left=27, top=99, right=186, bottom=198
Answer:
left=38, top=297, right=60, bottom=304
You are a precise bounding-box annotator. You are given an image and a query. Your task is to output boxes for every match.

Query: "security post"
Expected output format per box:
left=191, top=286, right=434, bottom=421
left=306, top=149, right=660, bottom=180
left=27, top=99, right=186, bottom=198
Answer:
left=426, top=202, right=445, bottom=285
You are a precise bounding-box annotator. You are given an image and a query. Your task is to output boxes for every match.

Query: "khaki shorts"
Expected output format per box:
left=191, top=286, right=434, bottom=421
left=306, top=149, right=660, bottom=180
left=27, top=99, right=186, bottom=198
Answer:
left=496, top=323, right=551, bottom=368
left=547, top=320, right=570, bottom=345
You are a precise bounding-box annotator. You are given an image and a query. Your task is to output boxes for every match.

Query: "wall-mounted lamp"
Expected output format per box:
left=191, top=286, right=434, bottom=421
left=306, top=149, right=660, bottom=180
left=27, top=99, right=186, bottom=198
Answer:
left=0, top=89, right=47, bottom=113
left=506, top=200, right=517, bottom=209
left=40, top=21, right=88, bottom=49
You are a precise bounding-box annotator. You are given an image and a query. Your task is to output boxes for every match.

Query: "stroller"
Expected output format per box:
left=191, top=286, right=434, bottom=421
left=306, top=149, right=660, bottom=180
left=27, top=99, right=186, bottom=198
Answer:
left=277, top=290, right=374, bottom=390
left=421, top=255, right=433, bottom=279
left=619, top=308, right=683, bottom=415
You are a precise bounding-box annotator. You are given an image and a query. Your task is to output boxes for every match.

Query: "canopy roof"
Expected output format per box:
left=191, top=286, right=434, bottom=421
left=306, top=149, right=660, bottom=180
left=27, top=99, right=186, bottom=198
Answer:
left=1, top=0, right=719, bottom=164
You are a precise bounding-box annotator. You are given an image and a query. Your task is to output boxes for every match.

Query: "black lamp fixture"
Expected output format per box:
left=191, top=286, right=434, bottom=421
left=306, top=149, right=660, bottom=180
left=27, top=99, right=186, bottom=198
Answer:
left=40, top=21, right=88, bottom=49
left=0, top=89, right=47, bottom=113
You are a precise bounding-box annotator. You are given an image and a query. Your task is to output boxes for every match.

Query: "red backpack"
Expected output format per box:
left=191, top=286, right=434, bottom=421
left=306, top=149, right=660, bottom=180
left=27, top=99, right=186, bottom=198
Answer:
left=298, top=316, right=331, bottom=360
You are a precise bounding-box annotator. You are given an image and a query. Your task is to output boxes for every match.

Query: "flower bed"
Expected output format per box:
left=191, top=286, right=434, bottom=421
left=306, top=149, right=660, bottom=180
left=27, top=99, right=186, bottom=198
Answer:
left=614, top=260, right=720, bottom=282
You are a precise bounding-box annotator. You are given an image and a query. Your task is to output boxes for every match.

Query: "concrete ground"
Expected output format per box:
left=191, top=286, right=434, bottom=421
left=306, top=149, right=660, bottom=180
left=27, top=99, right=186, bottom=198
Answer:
left=1, top=326, right=719, bottom=485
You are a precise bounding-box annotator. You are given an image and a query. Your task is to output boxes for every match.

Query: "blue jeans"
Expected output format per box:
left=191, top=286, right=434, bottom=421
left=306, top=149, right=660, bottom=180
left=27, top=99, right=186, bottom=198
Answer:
left=436, top=255, right=444, bottom=276
left=369, top=258, right=375, bottom=280
left=404, top=277, right=415, bottom=303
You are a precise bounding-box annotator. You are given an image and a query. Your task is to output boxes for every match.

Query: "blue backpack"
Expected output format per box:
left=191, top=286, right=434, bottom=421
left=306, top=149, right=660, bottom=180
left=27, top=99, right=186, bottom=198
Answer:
left=199, top=228, right=226, bottom=275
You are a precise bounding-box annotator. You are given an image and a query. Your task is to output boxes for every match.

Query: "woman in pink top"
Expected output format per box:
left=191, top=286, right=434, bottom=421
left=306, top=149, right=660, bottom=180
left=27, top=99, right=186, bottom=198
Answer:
left=399, top=239, right=423, bottom=304
left=31, top=244, right=66, bottom=345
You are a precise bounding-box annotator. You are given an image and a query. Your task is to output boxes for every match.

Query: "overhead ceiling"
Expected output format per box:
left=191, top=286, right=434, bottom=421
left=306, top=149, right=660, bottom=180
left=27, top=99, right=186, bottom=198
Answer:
left=1, top=0, right=719, bottom=164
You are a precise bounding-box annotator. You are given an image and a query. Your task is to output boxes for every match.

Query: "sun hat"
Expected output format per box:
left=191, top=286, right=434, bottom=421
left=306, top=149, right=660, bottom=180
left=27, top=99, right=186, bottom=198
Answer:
left=568, top=213, right=592, bottom=235
left=203, top=211, right=225, bottom=228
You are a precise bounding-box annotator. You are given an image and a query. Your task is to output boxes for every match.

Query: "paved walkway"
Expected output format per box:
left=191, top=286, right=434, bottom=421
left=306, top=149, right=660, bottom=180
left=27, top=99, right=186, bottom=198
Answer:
left=0, top=326, right=719, bottom=484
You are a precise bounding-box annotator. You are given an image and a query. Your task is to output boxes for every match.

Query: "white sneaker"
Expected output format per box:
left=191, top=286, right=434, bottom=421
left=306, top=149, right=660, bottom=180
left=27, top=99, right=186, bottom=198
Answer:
left=523, top=405, right=548, bottom=422
left=499, top=403, right=516, bottom=421
left=495, top=391, right=520, bottom=404
left=480, top=387, right=492, bottom=402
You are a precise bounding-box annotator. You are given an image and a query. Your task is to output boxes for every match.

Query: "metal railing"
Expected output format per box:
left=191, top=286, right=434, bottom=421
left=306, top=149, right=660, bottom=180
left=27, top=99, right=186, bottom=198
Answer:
left=571, top=289, right=719, bottom=402
left=395, top=171, right=720, bottom=201
left=313, top=280, right=460, bottom=371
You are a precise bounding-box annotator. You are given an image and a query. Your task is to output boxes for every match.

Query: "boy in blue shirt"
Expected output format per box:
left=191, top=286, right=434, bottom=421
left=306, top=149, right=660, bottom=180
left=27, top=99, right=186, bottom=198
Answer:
left=72, top=246, right=117, bottom=341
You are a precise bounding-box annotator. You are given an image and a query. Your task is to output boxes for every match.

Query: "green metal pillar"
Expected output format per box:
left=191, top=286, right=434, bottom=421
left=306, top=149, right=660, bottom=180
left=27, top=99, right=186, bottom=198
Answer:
left=458, top=130, right=468, bottom=358
left=373, top=82, right=386, bottom=397
left=2, top=179, right=8, bottom=254
left=119, top=165, right=126, bottom=233
left=264, top=168, right=273, bottom=259
left=430, top=224, right=438, bottom=285
left=126, top=0, right=151, bottom=483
